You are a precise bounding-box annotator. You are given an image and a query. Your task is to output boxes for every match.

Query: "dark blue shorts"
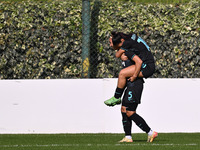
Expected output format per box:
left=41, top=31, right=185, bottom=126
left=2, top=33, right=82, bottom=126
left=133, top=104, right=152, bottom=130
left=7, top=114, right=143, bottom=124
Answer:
left=141, top=62, right=155, bottom=78
left=122, top=78, right=144, bottom=111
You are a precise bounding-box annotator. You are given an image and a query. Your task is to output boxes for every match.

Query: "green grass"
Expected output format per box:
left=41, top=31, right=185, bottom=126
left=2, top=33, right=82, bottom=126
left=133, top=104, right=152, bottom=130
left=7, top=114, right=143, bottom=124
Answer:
left=0, top=133, right=199, bottom=150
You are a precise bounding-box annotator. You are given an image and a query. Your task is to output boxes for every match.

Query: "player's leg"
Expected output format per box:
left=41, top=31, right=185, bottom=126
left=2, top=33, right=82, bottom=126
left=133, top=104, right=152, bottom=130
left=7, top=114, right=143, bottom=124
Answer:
left=119, top=106, right=133, bottom=143
left=108, top=63, right=155, bottom=105
left=114, top=66, right=143, bottom=99
left=126, top=110, right=151, bottom=133
left=104, top=65, right=143, bottom=106
left=117, top=65, right=144, bottom=89
left=126, top=110, right=158, bottom=142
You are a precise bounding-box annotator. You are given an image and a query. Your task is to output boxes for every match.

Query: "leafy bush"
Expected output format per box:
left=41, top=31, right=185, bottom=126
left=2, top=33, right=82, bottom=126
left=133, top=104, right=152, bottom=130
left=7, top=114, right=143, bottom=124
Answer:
left=93, top=0, right=200, bottom=78
left=0, top=0, right=199, bottom=79
left=0, top=0, right=82, bottom=79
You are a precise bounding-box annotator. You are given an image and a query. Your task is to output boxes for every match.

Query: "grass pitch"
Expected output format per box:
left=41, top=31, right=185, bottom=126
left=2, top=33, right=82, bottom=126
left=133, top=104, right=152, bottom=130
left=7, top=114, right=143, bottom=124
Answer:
left=0, top=133, right=199, bottom=150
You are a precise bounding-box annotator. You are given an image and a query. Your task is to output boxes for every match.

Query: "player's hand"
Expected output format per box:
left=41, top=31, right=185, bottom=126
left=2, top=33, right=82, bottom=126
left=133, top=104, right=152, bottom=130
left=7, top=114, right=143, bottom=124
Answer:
left=128, top=76, right=136, bottom=82
left=120, top=53, right=128, bottom=61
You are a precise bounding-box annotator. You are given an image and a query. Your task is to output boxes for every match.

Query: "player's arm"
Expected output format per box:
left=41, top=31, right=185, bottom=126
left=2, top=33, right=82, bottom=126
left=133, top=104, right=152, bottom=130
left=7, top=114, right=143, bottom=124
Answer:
left=120, top=53, right=128, bottom=61
left=115, top=49, right=125, bottom=58
left=129, top=55, right=143, bottom=82
left=125, top=50, right=143, bottom=82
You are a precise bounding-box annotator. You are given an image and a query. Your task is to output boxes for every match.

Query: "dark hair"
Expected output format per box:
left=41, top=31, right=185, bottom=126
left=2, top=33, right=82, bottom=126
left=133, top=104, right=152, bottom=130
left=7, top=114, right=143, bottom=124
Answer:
left=111, top=31, right=133, bottom=46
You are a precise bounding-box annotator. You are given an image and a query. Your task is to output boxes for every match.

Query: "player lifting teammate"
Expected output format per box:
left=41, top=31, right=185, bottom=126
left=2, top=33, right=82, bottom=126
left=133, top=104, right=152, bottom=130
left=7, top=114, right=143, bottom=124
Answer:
left=104, top=31, right=158, bottom=142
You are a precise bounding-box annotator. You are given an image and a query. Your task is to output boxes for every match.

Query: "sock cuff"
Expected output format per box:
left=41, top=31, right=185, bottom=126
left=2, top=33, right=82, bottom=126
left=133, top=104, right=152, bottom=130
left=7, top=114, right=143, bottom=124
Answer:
left=117, top=87, right=125, bottom=91
left=114, top=87, right=125, bottom=99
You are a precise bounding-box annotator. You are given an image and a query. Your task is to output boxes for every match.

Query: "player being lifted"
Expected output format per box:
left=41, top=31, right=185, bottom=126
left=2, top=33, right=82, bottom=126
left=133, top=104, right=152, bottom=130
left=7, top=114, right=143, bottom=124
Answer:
left=104, top=31, right=158, bottom=142
left=104, top=31, right=155, bottom=106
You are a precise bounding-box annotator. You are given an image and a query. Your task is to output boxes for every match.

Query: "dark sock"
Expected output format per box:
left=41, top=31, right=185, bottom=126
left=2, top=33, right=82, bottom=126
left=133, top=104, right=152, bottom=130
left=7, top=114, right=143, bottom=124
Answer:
left=122, top=112, right=132, bottom=136
left=114, top=87, right=124, bottom=99
left=129, top=113, right=151, bottom=133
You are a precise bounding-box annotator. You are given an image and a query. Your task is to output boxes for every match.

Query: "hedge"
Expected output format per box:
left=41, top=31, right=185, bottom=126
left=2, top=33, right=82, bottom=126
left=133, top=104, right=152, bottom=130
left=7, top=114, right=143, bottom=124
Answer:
left=0, top=0, right=199, bottom=79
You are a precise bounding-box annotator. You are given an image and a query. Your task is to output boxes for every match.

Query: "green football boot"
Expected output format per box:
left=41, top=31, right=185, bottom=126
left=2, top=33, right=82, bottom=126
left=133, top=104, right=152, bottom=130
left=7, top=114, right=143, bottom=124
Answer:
left=104, top=96, right=121, bottom=106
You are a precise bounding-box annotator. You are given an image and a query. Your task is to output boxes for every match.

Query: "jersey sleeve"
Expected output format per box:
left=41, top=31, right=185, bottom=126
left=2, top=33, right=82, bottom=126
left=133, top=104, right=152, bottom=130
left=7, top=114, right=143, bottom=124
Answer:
left=121, top=40, right=132, bottom=51
left=121, top=39, right=140, bottom=60
left=125, top=51, right=136, bottom=60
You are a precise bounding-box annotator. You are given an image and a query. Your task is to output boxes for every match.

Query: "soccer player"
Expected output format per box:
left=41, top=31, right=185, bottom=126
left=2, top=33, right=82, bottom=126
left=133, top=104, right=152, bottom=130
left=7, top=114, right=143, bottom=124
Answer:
left=104, top=33, right=158, bottom=142
left=120, top=58, right=157, bottom=143
left=104, top=31, right=155, bottom=107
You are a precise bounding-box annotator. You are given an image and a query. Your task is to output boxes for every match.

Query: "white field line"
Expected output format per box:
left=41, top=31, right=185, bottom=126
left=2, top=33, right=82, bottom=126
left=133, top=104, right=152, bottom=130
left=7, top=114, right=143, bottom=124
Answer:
left=0, top=143, right=198, bottom=148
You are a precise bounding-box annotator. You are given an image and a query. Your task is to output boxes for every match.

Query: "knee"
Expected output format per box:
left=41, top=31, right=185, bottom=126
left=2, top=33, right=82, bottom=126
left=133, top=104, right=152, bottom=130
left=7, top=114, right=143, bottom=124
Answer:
left=126, top=111, right=136, bottom=117
left=121, top=106, right=126, bottom=113
left=119, top=70, right=126, bottom=78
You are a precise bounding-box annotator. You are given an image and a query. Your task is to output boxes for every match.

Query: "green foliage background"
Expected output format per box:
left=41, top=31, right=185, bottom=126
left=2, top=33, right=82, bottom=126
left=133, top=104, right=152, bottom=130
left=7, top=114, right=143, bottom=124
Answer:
left=0, top=0, right=199, bottom=79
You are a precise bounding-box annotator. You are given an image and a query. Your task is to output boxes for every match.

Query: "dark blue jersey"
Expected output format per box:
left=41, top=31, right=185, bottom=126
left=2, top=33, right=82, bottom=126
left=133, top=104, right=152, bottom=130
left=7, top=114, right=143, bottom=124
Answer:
left=122, top=59, right=135, bottom=69
left=121, top=34, right=154, bottom=64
